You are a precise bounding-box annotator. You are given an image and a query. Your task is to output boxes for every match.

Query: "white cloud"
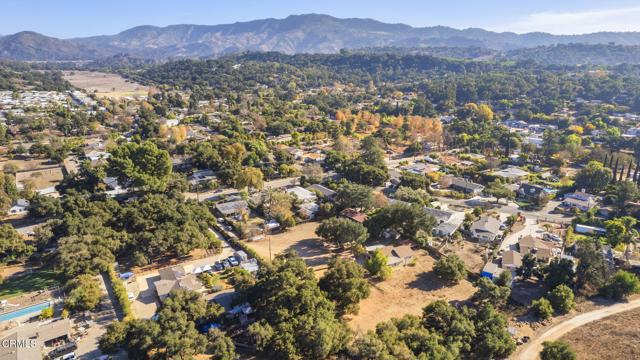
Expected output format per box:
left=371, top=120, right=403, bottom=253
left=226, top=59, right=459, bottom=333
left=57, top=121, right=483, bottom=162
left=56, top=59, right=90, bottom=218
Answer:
left=492, top=6, right=640, bottom=34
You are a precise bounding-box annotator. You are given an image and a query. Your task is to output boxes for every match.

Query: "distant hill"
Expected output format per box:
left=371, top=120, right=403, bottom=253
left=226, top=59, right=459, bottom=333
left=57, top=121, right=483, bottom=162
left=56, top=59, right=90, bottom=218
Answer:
left=0, top=31, right=101, bottom=61
left=505, top=43, right=640, bottom=65
left=3, top=14, right=640, bottom=62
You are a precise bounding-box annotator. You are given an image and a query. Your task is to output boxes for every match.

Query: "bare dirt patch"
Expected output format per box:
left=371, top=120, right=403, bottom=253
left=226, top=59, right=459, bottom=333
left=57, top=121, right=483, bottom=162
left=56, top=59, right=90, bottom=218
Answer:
left=441, top=240, right=487, bottom=273
left=559, top=306, right=640, bottom=360
left=347, top=250, right=476, bottom=332
left=63, top=71, right=148, bottom=99
left=243, top=222, right=333, bottom=272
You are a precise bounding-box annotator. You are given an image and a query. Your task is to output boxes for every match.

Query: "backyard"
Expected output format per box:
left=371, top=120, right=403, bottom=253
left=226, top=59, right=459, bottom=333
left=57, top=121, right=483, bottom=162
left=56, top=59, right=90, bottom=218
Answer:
left=347, top=250, right=476, bottom=332
left=243, top=221, right=334, bottom=272
left=0, top=269, right=60, bottom=300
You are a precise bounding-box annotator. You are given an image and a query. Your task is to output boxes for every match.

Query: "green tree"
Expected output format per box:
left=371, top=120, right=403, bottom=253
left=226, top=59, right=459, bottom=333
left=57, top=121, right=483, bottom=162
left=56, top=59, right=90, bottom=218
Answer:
left=316, top=217, right=369, bottom=249
left=422, top=300, right=476, bottom=355
left=365, top=202, right=436, bottom=241
left=207, top=328, right=236, bottom=360
left=600, top=270, right=640, bottom=300
left=335, top=182, right=374, bottom=211
left=530, top=298, right=553, bottom=320
left=319, top=258, right=370, bottom=315
left=245, top=253, right=351, bottom=360
left=575, top=238, right=609, bottom=294
left=65, top=274, right=102, bottom=312
left=394, top=186, right=431, bottom=206
left=0, top=223, right=35, bottom=264
left=574, top=161, right=612, bottom=193
left=365, top=249, right=392, bottom=280
left=473, top=304, right=516, bottom=359
left=544, top=258, right=575, bottom=289
left=474, top=277, right=510, bottom=307
left=519, top=253, right=537, bottom=280
left=609, top=180, right=640, bottom=215
left=484, top=180, right=515, bottom=204
left=548, top=284, right=575, bottom=314
left=107, top=141, right=172, bottom=192
left=540, top=340, right=576, bottom=360
left=433, top=255, right=467, bottom=284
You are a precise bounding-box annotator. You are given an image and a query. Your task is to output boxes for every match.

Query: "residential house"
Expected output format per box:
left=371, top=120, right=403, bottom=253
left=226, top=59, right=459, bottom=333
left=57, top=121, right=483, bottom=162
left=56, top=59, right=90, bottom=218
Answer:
left=517, top=183, right=547, bottom=202
left=308, top=184, right=336, bottom=200
left=518, top=235, right=561, bottom=262
left=501, top=250, right=522, bottom=271
left=298, top=202, right=320, bottom=219
left=470, top=215, right=502, bottom=242
left=340, top=208, right=368, bottom=223
left=561, top=191, right=597, bottom=212
left=444, top=176, right=485, bottom=195
left=8, top=199, right=29, bottom=215
left=286, top=186, right=317, bottom=203
left=0, top=319, right=71, bottom=360
left=215, top=200, right=249, bottom=218
left=155, top=265, right=203, bottom=302
left=492, top=166, right=530, bottom=182
left=481, top=262, right=504, bottom=280
left=424, top=207, right=464, bottom=237
left=370, top=245, right=415, bottom=266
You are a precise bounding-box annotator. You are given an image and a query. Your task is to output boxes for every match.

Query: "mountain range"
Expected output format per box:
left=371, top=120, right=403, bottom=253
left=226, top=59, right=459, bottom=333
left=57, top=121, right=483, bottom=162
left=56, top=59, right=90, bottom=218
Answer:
left=3, top=14, right=640, bottom=61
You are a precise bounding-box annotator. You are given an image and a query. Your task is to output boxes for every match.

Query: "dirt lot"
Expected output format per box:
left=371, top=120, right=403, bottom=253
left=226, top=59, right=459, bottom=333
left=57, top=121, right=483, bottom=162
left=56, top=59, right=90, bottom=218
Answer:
left=63, top=71, right=148, bottom=99
left=347, top=250, right=476, bottom=332
left=243, top=222, right=332, bottom=272
left=15, top=166, right=64, bottom=190
left=559, top=307, right=640, bottom=360
left=441, top=240, right=487, bottom=273
left=1, top=157, right=56, bottom=172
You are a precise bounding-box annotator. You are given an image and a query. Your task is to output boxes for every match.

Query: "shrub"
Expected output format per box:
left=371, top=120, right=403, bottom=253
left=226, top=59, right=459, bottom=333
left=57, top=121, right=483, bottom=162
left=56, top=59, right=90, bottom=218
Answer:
left=600, top=270, right=640, bottom=300
left=548, top=284, right=575, bottom=314
left=530, top=298, right=553, bottom=320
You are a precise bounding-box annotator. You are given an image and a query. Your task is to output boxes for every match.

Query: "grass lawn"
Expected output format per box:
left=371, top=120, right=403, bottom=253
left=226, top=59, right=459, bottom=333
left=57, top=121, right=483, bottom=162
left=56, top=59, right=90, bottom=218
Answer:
left=0, top=269, right=61, bottom=300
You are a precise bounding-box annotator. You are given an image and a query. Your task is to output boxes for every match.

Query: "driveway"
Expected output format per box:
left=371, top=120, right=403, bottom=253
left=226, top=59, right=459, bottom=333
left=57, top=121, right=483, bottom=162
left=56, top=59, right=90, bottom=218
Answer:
left=75, top=273, right=123, bottom=360
left=499, top=216, right=542, bottom=252
left=516, top=298, right=640, bottom=359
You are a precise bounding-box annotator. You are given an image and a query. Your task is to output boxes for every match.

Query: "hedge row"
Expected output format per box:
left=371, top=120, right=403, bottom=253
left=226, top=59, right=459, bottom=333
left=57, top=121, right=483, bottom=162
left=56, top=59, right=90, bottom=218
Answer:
left=106, top=266, right=133, bottom=320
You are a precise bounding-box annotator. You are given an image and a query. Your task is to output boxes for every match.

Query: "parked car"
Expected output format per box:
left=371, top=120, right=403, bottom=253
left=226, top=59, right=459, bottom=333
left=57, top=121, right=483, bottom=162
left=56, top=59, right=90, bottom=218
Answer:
left=543, top=233, right=562, bottom=242
left=228, top=256, right=240, bottom=267
left=213, top=261, right=224, bottom=272
left=221, top=259, right=231, bottom=269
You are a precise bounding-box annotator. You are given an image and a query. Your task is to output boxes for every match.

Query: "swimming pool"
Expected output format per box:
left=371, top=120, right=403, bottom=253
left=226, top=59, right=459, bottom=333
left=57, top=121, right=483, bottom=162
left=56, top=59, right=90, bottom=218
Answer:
left=0, top=301, right=52, bottom=323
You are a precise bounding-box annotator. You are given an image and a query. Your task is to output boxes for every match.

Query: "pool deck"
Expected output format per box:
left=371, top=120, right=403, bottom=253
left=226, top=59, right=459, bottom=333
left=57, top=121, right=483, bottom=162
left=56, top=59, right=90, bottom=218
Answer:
left=0, top=289, right=59, bottom=317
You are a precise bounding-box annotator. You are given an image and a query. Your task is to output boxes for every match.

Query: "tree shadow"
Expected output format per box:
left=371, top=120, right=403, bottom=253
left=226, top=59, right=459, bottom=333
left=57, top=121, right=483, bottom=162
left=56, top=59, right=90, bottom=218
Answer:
left=407, top=270, right=448, bottom=292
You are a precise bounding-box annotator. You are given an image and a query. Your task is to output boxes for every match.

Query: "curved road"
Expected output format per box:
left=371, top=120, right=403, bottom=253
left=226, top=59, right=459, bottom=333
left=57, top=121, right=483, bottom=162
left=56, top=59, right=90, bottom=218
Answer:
left=517, top=297, right=640, bottom=359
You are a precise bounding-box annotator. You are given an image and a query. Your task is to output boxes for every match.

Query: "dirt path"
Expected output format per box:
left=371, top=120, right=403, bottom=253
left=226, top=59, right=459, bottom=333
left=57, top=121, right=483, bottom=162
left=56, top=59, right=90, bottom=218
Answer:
left=517, top=298, right=640, bottom=359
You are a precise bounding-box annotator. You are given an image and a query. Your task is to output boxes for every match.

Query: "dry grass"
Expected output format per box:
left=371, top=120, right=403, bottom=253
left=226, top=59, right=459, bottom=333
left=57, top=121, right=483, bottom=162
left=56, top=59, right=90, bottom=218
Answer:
left=15, top=166, right=64, bottom=190
left=244, top=222, right=333, bottom=272
left=441, top=240, right=487, bottom=273
left=63, top=71, right=148, bottom=99
left=347, top=250, right=476, bottom=332
left=560, top=307, right=640, bottom=360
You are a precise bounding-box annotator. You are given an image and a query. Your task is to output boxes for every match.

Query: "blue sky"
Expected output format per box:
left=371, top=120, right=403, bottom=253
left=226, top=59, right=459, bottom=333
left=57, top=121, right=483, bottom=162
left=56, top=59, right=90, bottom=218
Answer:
left=4, top=0, right=640, bottom=38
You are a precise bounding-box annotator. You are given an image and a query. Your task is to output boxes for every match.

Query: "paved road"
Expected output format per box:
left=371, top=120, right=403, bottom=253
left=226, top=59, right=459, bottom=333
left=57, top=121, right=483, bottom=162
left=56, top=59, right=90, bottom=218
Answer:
left=516, top=298, right=640, bottom=359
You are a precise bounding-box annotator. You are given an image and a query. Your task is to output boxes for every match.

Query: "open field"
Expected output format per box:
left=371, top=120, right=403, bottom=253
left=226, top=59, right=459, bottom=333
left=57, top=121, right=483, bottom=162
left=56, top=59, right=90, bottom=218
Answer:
left=0, top=157, right=57, bottom=172
left=63, top=71, right=148, bottom=99
left=559, top=306, right=640, bottom=360
left=0, top=269, right=60, bottom=300
left=243, top=222, right=333, bottom=272
left=15, top=166, right=64, bottom=190
left=347, top=250, right=476, bottom=332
